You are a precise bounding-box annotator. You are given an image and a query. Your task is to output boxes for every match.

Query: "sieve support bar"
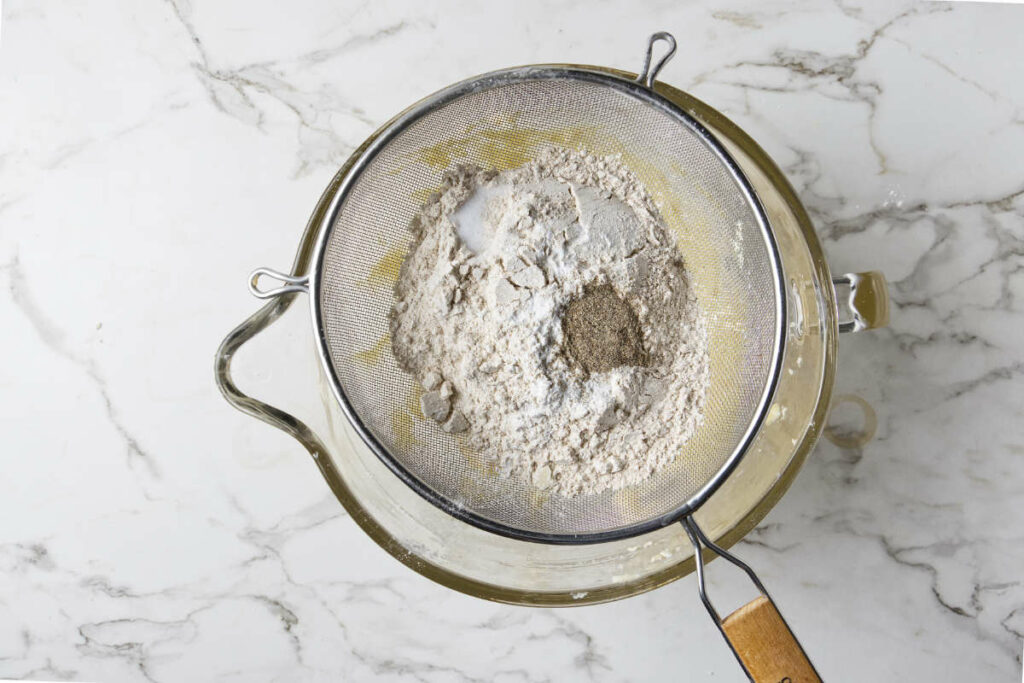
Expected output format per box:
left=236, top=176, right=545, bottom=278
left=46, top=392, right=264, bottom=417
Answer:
left=682, top=517, right=822, bottom=683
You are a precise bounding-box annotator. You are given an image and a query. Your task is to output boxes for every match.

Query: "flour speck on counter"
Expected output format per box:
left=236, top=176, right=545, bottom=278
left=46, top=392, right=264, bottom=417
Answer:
left=390, top=148, right=708, bottom=496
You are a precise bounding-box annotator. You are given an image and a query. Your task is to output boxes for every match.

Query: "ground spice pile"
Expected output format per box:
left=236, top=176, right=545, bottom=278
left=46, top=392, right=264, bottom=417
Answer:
left=563, top=284, right=648, bottom=375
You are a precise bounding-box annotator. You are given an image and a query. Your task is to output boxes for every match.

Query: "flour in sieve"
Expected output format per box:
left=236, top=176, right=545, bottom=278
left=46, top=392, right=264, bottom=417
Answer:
left=390, top=147, right=709, bottom=497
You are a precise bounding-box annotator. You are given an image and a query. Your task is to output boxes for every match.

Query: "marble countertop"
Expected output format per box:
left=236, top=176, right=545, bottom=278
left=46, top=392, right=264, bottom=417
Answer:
left=2, top=0, right=1022, bottom=680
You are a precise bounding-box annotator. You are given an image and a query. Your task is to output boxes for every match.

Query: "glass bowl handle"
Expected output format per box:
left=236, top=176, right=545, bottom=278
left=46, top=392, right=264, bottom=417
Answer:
left=214, top=269, right=327, bottom=460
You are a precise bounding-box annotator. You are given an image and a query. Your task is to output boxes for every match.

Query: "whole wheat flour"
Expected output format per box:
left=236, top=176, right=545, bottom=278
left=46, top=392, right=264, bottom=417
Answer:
left=390, top=148, right=709, bottom=497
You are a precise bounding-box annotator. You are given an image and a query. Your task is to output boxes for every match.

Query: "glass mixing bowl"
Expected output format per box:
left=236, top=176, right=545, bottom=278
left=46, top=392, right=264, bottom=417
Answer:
left=217, top=66, right=888, bottom=606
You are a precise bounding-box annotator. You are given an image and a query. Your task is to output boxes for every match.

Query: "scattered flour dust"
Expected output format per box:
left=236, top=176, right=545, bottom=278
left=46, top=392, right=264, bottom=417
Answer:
left=389, top=148, right=709, bottom=497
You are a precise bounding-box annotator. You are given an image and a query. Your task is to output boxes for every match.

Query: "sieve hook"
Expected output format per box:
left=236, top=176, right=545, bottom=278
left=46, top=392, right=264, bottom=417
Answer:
left=249, top=267, right=309, bottom=299
left=637, top=32, right=677, bottom=89
left=833, top=271, right=889, bottom=333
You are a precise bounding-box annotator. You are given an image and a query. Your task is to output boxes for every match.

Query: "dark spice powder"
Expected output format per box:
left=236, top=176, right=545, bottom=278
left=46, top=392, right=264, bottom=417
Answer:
left=563, top=284, right=649, bottom=374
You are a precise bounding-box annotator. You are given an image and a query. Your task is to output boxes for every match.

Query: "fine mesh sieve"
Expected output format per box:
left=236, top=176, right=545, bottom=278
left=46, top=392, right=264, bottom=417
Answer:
left=244, top=33, right=833, bottom=680
left=303, top=51, right=785, bottom=543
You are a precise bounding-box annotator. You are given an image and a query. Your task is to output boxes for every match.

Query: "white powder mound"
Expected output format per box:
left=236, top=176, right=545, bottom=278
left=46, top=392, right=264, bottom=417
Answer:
left=390, top=147, right=709, bottom=497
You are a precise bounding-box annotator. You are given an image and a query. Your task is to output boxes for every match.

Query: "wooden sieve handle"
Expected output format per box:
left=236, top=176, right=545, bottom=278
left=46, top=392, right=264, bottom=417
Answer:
left=721, top=595, right=821, bottom=683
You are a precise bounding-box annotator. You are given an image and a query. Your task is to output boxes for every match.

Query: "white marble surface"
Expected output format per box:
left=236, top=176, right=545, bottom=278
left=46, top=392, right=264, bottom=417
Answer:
left=2, top=0, right=1022, bottom=680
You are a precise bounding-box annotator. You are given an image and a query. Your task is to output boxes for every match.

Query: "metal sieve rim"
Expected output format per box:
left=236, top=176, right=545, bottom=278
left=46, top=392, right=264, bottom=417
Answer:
left=306, top=65, right=787, bottom=545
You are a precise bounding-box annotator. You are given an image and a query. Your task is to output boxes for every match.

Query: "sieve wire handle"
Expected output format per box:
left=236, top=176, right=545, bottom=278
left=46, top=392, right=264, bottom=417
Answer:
left=215, top=268, right=329, bottom=463
left=682, top=517, right=822, bottom=683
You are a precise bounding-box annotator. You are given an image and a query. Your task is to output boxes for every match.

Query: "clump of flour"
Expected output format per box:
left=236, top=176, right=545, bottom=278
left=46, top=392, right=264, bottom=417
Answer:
left=390, top=148, right=708, bottom=497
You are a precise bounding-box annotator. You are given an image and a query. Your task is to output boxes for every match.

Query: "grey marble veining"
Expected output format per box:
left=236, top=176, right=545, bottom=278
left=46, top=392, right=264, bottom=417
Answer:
left=1, top=0, right=1022, bottom=680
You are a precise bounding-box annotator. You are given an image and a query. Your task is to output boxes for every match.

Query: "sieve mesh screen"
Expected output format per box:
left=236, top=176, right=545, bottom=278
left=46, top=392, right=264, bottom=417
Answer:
left=315, top=71, right=782, bottom=540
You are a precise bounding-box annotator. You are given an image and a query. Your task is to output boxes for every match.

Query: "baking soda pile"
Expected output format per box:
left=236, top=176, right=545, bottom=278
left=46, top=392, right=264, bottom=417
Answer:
left=390, top=148, right=708, bottom=496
